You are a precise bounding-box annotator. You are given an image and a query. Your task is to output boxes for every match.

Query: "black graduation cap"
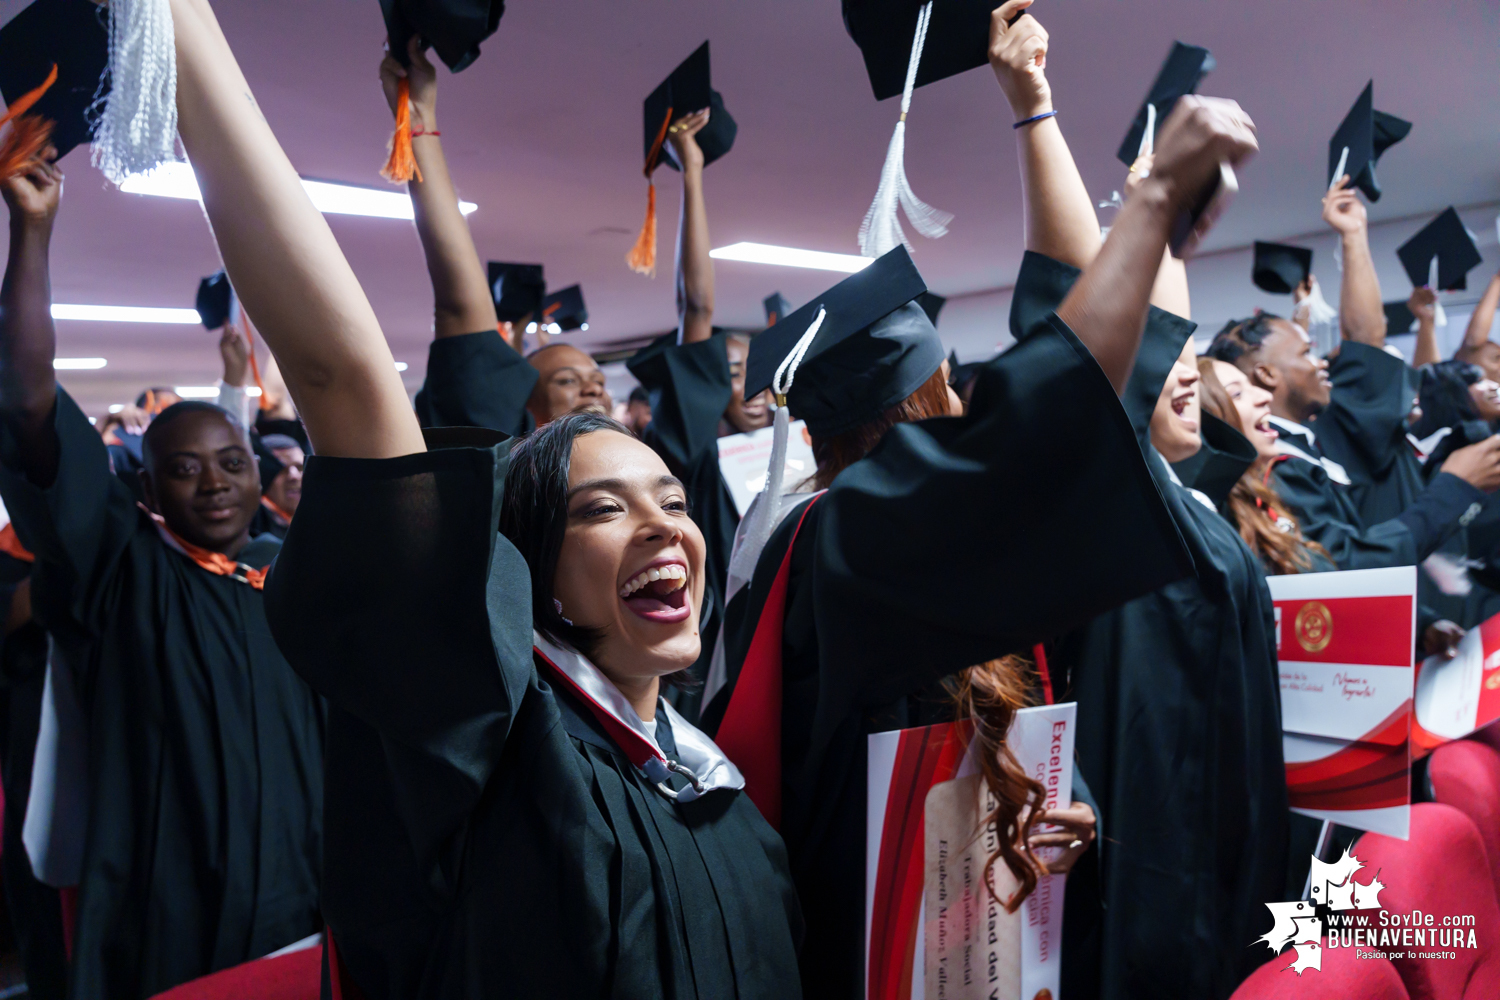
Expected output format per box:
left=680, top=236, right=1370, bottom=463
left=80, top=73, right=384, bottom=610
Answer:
left=1383, top=299, right=1416, bottom=335
left=0, top=0, right=109, bottom=160
left=764, top=292, right=792, bottom=327
left=379, top=0, right=506, bottom=72
left=1116, top=42, right=1215, bottom=167
left=537, top=284, right=587, bottom=333
left=745, top=246, right=941, bottom=436
left=643, top=42, right=738, bottom=172
left=196, top=271, right=234, bottom=330
left=488, top=261, right=545, bottom=323
left=1252, top=242, right=1313, bottom=296
left=1397, top=207, right=1482, bottom=292
left=842, top=0, right=996, bottom=102
left=1328, top=81, right=1410, bottom=203
left=250, top=432, right=286, bottom=492
left=917, top=291, right=946, bottom=326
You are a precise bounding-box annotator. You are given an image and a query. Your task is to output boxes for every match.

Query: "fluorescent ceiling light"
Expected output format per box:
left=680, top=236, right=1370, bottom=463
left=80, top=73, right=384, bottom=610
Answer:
left=709, top=242, right=873, bottom=274
left=119, top=162, right=477, bottom=219
left=246, top=387, right=263, bottom=397
left=174, top=386, right=221, bottom=398
left=53, top=304, right=200, bottom=324
left=108, top=404, right=125, bottom=413
left=394, top=361, right=409, bottom=372
left=54, top=357, right=107, bottom=370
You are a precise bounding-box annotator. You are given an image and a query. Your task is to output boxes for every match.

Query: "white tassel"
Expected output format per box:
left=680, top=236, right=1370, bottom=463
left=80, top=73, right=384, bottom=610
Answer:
left=1428, top=257, right=1448, bottom=328
left=858, top=2, right=952, bottom=258
left=1137, top=103, right=1156, bottom=161
left=92, top=0, right=181, bottom=186
left=1295, top=276, right=1338, bottom=327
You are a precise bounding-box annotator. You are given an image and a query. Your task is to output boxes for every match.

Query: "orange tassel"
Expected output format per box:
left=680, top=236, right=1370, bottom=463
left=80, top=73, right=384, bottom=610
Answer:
left=380, top=77, right=422, bottom=184
left=239, top=319, right=272, bottom=411
left=0, top=65, right=59, bottom=180
left=626, top=106, right=674, bottom=277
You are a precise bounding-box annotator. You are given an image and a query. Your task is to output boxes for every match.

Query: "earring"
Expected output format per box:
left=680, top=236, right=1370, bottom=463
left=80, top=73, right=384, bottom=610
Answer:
left=554, top=598, right=574, bottom=627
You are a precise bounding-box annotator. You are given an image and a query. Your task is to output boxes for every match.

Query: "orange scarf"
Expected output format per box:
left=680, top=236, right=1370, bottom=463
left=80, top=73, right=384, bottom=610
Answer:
left=140, top=505, right=267, bottom=590
left=0, top=523, right=34, bottom=564
left=260, top=495, right=294, bottom=524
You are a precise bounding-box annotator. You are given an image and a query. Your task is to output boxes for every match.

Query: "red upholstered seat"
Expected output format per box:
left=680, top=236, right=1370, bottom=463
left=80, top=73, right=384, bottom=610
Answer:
left=1230, top=944, right=1408, bottom=999
left=1466, top=721, right=1500, bottom=756
left=1353, top=803, right=1500, bottom=1000
left=149, top=941, right=321, bottom=1000
left=1428, top=739, right=1500, bottom=899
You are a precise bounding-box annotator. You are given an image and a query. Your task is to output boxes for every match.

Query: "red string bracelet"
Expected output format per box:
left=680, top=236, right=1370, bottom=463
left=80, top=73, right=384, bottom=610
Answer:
left=411, top=129, right=441, bottom=137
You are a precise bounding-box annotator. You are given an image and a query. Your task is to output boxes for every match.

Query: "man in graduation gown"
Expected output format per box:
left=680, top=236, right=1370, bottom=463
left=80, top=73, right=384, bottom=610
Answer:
left=0, top=158, right=324, bottom=999
left=625, top=108, right=770, bottom=721
left=381, top=43, right=606, bottom=437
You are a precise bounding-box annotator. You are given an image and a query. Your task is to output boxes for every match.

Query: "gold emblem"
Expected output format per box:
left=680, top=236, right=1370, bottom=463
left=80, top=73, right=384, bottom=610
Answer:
left=1486, top=674, right=1500, bottom=691
left=1295, top=601, right=1333, bottom=654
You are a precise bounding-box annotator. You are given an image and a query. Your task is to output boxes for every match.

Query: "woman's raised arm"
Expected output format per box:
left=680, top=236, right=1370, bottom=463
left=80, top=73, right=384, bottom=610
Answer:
left=169, top=0, right=424, bottom=458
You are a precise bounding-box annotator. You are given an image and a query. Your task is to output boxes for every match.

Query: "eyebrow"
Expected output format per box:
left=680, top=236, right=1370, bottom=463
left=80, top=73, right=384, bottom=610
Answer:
left=566, top=474, right=685, bottom=501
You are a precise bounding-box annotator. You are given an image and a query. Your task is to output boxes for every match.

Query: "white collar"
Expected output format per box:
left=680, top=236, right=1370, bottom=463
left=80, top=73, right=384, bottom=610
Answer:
left=1409, top=426, right=1451, bottom=461
left=1161, top=454, right=1220, bottom=513
left=533, top=632, right=744, bottom=801
left=1267, top=414, right=1315, bottom=445
left=1271, top=437, right=1352, bottom=485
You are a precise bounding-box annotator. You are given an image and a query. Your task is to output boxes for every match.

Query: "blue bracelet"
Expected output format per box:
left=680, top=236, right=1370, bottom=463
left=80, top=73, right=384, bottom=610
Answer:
left=1014, top=110, right=1058, bottom=129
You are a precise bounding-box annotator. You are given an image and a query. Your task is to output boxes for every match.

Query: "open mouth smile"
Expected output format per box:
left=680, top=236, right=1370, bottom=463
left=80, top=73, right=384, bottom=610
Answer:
left=618, top=560, right=691, bottom=623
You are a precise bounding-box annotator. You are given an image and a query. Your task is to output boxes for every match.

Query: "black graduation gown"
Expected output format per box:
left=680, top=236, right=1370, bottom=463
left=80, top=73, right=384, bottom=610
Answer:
left=0, top=390, right=325, bottom=1000
left=0, top=554, right=67, bottom=1000
left=262, top=430, right=803, bottom=1000
left=1268, top=419, right=1481, bottom=571
left=249, top=503, right=291, bottom=540
left=711, top=303, right=1194, bottom=1000
left=1315, top=341, right=1424, bottom=526
left=412, top=328, right=538, bottom=438
left=627, top=333, right=741, bottom=721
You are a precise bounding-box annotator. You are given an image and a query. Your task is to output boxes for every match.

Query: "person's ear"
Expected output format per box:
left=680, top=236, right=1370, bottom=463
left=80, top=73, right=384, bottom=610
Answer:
left=1251, top=361, right=1280, bottom=392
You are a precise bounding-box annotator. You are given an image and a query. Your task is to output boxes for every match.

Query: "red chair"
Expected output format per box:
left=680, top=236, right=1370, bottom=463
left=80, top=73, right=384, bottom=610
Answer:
left=1428, top=739, right=1500, bottom=899
left=149, top=940, right=321, bottom=1000
left=1353, top=803, right=1500, bottom=1000
left=1231, top=944, right=1408, bottom=999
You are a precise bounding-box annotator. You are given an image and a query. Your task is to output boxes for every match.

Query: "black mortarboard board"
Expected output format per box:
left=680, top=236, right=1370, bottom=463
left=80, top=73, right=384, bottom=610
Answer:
left=487, top=261, right=545, bottom=322
left=745, top=246, right=941, bottom=436
left=1252, top=241, right=1313, bottom=296
left=538, top=284, right=587, bottom=333
left=0, top=0, right=109, bottom=160
left=196, top=271, right=234, bottom=330
left=917, top=291, right=946, bottom=326
left=764, top=292, right=793, bottom=327
left=379, top=0, right=505, bottom=73
left=1328, top=82, right=1410, bottom=203
left=1116, top=42, right=1215, bottom=167
left=1383, top=299, right=1416, bottom=335
left=643, top=42, right=737, bottom=173
left=1397, top=207, right=1482, bottom=292
left=842, top=0, right=997, bottom=102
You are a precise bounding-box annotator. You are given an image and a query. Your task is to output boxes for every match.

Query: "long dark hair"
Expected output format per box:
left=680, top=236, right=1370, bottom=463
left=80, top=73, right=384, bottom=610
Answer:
left=499, top=411, right=696, bottom=687
left=807, top=365, right=1046, bottom=910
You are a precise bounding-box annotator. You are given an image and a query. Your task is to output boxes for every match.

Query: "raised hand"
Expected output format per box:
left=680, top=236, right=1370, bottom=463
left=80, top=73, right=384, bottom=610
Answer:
left=380, top=35, right=439, bottom=131
left=0, top=150, right=63, bottom=229
left=989, top=0, right=1051, bottom=121
left=1148, top=96, right=1257, bottom=215
left=1409, top=286, right=1438, bottom=323
left=1027, top=800, right=1097, bottom=875
left=666, top=108, right=710, bottom=172
left=219, top=322, right=250, bottom=387
left=1441, top=434, right=1500, bottom=493
left=1322, top=175, right=1368, bottom=236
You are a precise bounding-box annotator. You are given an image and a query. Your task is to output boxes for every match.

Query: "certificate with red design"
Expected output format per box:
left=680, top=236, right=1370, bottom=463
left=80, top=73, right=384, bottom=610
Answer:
left=1414, top=610, right=1500, bottom=750
left=1268, top=567, right=1416, bottom=839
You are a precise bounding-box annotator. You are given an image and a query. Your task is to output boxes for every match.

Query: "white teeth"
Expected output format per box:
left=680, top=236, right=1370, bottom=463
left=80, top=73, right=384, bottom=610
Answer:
left=618, top=564, right=688, bottom=598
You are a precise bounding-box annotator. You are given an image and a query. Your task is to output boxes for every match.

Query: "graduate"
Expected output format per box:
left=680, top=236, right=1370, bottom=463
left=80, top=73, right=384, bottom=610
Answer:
left=706, top=7, right=1258, bottom=994
left=247, top=432, right=304, bottom=539
left=162, top=4, right=802, bottom=995
left=384, top=40, right=609, bottom=434
left=624, top=63, right=770, bottom=720
left=0, top=156, right=324, bottom=997
left=1455, top=265, right=1500, bottom=380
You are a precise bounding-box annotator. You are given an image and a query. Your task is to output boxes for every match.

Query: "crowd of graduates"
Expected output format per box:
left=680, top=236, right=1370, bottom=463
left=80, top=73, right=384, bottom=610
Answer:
left=0, top=0, right=1497, bottom=998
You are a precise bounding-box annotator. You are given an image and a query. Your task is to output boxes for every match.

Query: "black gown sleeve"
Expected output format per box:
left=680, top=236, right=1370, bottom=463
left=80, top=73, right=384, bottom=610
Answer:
left=0, top=388, right=138, bottom=637
left=627, top=331, right=734, bottom=469
left=263, top=437, right=534, bottom=860
left=1317, top=340, right=1417, bottom=486
left=412, top=330, right=539, bottom=438
left=814, top=310, right=1193, bottom=715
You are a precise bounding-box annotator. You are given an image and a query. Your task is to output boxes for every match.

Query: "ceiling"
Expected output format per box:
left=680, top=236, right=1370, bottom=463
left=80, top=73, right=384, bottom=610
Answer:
left=30, top=0, right=1500, bottom=414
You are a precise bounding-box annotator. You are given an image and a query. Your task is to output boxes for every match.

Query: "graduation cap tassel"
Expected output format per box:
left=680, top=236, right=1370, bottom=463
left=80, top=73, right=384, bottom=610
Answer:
left=857, top=2, right=952, bottom=258
left=1295, top=276, right=1338, bottom=329
left=92, top=0, right=181, bottom=186
left=628, top=107, right=674, bottom=276
left=1429, top=257, right=1448, bottom=328
left=731, top=308, right=827, bottom=581
left=0, top=64, right=57, bottom=180
left=381, top=78, right=422, bottom=184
